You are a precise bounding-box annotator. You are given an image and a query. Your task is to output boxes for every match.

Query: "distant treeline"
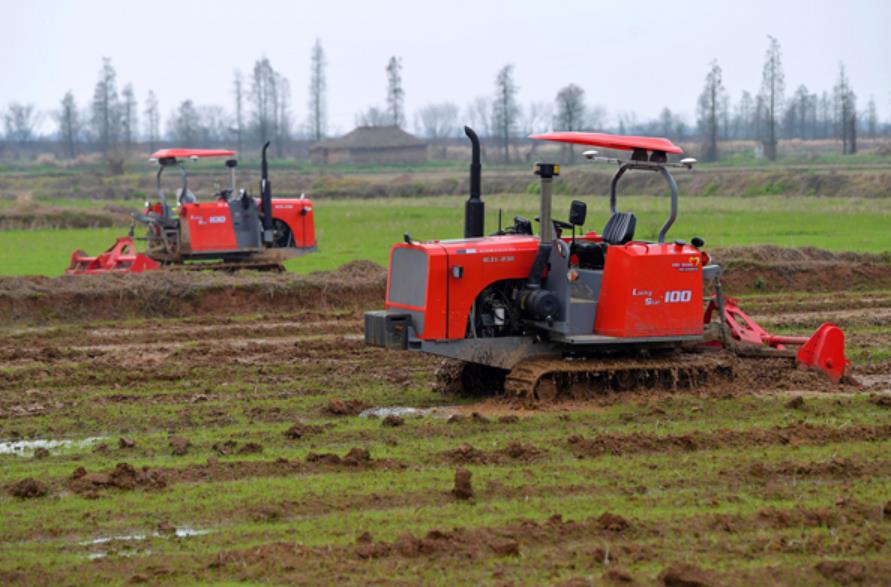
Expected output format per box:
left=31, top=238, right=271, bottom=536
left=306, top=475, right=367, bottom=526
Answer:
left=1, top=36, right=889, bottom=165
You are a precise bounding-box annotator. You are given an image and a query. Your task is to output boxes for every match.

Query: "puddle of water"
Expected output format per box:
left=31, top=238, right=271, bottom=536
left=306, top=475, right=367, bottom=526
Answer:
left=0, top=437, right=106, bottom=457
left=81, top=526, right=210, bottom=546
left=88, top=549, right=152, bottom=561
left=359, top=406, right=456, bottom=419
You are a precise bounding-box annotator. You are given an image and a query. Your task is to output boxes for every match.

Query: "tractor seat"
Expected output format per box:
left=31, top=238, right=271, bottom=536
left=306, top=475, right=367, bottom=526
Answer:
left=602, top=212, right=636, bottom=245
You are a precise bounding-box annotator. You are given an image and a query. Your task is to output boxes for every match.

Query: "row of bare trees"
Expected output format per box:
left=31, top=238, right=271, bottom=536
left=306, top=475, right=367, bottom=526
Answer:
left=696, top=36, right=874, bottom=161
left=1, top=36, right=889, bottom=162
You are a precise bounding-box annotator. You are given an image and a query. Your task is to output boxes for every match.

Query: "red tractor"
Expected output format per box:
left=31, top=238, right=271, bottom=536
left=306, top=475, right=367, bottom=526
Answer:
left=365, top=127, right=852, bottom=399
left=67, top=142, right=316, bottom=274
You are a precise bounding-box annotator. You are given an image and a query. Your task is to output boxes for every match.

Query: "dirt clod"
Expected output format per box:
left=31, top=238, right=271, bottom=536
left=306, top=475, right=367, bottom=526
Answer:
left=869, top=394, right=891, bottom=408
left=33, top=447, right=49, bottom=459
left=157, top=521, right=176, bottom=535
left=815, top=560, right=866, bottom=584
left=603, top=567, right=635, bottom=583
left=489, top=538, right=519, bottom=556
left=237, top=442, right=264, bottom=455
left=343, top=447, right=371, bottom=466
left=282, top=422, right=322, bottom=439
left=169, top=436, right=191, bottom=456
left=597, top=512, right=630, bottom=532
left=212, top=441, right=237, bottom=456
left=471, top=412, right=490, bottom=423
left=118, top=437, right=136, bottom=449
left=382, top=414, right=405, bottom=427
left=8, top=478, right=48, bottom=499
left=785, top=396, right=806, bottom=410
left=659, top=562, right=717, bottom=587
left=447, top=414, right=465, bottom=424
left=498, top=415, right=519, bottom=424
left=453, top=467, right=473, bottom=500
left=324, top=399, right=369, bottom=416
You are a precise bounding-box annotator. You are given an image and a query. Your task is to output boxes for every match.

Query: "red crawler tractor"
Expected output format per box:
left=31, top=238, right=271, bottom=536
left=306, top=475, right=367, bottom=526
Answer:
left=365, top=127, right=852, bottom=399
left=67, top=142, right=316, bottom=274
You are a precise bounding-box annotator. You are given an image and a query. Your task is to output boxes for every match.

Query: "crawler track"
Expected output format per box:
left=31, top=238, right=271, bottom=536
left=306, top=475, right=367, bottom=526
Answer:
left=504, top=352, right=740, bottom=401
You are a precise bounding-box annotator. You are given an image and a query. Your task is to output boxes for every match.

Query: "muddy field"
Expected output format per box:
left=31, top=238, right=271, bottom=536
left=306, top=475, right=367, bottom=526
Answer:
left=1, top=251, right=890, bottom=585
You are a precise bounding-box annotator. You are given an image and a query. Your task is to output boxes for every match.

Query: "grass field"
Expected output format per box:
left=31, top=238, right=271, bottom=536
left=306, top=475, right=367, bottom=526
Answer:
left=2, top=193, right=891, bottom=276
left=1, top=294, right=890, bottom=585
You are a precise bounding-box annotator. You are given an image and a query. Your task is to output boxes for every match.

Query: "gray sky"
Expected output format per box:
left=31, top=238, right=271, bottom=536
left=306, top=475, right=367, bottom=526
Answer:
left=2, top=0, right=889, bottom=134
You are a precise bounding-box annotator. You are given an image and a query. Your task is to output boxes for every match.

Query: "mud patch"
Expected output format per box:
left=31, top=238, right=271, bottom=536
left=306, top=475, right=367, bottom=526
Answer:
left=567, top=423, right=891, bottom=459
left=7, top=477, right=49, bottom=499
left=68, top=463, right=167, bottom=495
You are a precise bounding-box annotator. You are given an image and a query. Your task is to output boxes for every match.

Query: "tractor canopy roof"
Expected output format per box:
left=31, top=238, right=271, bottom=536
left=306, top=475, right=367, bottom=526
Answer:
left=530, top=132, right=683, bottom=155
left=150, top=149, right=237, bottom=164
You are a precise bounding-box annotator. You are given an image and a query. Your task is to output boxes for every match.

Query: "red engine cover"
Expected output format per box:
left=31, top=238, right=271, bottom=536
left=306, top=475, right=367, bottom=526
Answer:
left=180, top=202, right=238, bottom=252
left=384, top=236, right=540, bottom=340
left=271, top=198, right=315, bottom=248
left=595, top=243, right=704, bottom=338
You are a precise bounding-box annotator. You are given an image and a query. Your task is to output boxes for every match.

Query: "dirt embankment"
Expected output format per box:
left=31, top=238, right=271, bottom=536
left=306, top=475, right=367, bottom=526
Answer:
left=4, top=166, right=891, bottom=203
left=714, top=246, right=891, bottom=293
left=0, top=204, right=132, bottom=229
left=2, top=246, right=890, bottom=326
left=0, top=260, right=385, bottom=325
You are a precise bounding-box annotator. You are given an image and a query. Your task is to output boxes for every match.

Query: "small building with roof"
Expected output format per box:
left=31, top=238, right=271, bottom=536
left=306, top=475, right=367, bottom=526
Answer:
left=309, top=125, right=428, bottom=165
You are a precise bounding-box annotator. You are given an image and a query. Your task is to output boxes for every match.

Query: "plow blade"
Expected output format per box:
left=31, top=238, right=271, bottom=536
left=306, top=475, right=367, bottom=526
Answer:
left=66, top=236, right=160, bottom=275
left=709, top=296, right=852, bottom=383
left=795, top=323, right=850, bottom=383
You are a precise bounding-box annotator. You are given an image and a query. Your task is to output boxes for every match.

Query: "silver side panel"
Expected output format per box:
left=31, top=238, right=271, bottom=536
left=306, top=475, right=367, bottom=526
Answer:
left=388, top=248, right=429, bottom=307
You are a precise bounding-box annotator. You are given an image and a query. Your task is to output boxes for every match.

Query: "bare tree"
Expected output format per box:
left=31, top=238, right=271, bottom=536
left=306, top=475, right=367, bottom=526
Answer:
left=733, top=91, right=754, bottom=139
left=170, top=100, right=200, bottom=145
left=250, top=57, right=278, bottom=147
left=233, top=70, right=245, bottom=153
left=56, top=92, right=80, bottom=158
left=696, top=60, right=725, bottom=162
left=415, top=102, right=459, bottom=158
left=144, top=90, right=160, bottom=151
left=4, top=102, right=42, bottom=146
left=492, top=65, right=519, bottom=163
left=197, top=105, right=228, bottom=144
left=865, top=97, right=877, bottom=138
left=90, top=57, right=120, bottom=155
left=465, top=96, right=492, bottom=137
left=386, top=56, right=404, bottom=127
left=355, top=106, right=388, bottom=127
left=833, top=63, right=857, bottom=154
left=759, top=35, right=785, bottom=160
left=272, top=74, right=292, bottom=156
left=587, top=105, right=608, bottom=130
left=121, top=83, right=138, bottom=152
left=553, top=84, right=586, bottom=162
left=307, top=39, right=327, bottom=141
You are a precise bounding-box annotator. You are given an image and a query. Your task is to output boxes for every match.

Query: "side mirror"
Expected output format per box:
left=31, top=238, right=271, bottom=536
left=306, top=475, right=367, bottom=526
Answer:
left=569, top=200, right=587, bottom=226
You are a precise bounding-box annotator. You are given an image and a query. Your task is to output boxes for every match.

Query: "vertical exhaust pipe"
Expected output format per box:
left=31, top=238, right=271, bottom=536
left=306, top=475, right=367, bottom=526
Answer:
left=464, top=126, right=484, bottom=238
left=260, top=141, right=273, bottom=244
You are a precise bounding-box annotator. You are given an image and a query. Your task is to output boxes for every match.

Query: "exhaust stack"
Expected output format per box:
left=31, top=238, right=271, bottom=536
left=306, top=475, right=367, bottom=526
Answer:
left=464, top=126, right=484, bottom=238
left=260, top=141, right=274, bottom=244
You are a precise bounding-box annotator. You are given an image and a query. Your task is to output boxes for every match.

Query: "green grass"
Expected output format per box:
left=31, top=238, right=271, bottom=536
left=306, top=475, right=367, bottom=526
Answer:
left=2, top=193, right=891, bottom=276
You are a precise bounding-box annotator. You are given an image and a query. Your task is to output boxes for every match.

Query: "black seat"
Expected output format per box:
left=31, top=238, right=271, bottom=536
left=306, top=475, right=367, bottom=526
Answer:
left=602, top=212, right=637, bottom=245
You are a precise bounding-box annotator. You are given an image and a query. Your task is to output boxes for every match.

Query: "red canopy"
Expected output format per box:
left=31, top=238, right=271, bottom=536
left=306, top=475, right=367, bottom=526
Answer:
left=529, top=132, right=684, bottom=155
left=150, top=148, right=237, bottom=160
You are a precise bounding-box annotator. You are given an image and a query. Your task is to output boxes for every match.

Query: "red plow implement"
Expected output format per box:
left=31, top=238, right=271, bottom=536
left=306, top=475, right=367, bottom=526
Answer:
left=66, top=236, right=160, bottom=275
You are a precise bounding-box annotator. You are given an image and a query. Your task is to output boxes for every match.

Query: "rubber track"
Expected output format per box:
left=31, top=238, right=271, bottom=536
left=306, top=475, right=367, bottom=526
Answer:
left=504, top=352, right=743, bottom=401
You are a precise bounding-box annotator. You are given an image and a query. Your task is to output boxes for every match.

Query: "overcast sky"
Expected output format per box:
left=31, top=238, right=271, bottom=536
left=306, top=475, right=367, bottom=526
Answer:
left=2, top=0, right=889, bottom=134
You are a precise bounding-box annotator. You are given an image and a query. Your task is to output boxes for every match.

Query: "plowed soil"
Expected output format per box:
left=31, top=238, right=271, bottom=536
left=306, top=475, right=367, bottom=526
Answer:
left=1, top=250, right=890, bottom=586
